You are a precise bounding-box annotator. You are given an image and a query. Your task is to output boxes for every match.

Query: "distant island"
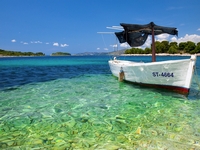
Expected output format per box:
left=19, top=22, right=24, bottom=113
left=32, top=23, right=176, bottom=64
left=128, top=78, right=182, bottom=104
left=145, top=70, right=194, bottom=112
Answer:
left=0, top=49, right=45, bottom=56
left=0, top=49, right=72, bottom=57
left=51, top=52, right=71, bottom=56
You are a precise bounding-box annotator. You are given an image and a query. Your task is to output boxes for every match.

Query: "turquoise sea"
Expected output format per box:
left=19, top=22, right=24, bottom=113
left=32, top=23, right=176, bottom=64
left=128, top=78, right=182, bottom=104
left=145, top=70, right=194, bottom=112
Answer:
left=0, top=55, right=200, bottom=149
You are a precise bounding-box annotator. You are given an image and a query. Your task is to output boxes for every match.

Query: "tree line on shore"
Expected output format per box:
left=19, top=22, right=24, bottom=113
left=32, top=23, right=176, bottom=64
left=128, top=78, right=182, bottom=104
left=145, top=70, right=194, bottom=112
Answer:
left=125, top=41, right=200, bottom=54
left=0, top=49, right=45, bottom=56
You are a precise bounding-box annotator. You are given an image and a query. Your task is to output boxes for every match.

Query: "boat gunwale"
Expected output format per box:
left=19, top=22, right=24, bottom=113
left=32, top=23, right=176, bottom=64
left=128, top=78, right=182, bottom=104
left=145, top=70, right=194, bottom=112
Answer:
left=109, top=58, right=192, bottom=67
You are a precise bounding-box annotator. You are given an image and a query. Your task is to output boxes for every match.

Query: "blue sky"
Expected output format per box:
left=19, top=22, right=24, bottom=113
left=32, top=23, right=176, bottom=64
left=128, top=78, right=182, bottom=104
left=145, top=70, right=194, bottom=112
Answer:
left=0, top=0, right=200, bottom=55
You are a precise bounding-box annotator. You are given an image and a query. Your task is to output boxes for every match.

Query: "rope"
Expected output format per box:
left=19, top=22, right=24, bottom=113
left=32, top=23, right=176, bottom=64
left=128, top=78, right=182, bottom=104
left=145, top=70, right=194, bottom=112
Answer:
left=101, top=34, right=107, bottom=49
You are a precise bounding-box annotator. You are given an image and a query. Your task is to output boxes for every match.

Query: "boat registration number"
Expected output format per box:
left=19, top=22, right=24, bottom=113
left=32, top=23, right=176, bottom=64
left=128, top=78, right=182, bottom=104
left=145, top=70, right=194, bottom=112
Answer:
left=152, top=72, right=174, bottom=77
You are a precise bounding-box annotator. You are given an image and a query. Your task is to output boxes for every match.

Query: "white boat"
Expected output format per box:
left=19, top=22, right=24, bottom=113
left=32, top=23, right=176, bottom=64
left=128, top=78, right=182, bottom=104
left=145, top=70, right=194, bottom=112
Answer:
left=108, top=22, right=197, bottom=94
left=109, top=55, right=196, bottom=94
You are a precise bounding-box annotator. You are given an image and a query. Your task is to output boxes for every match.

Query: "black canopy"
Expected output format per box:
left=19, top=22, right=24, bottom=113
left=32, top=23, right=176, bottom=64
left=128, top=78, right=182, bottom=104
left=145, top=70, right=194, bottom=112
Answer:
left=115, top=22, right=178, bottom=47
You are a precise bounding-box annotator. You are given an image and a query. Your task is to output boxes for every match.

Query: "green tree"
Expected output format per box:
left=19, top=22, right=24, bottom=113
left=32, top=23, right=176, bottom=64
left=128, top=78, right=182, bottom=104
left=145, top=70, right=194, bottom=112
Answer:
left=144, top=47, right=151, bottom=54
left=168, top=46, right=178, bottom=54
left=155, top=41, right=170, bottom=53
left=169, top=42, right=178, bottom=47
left=35, top=52, right=45, bottom=56
left=161, top=41, right=169, bottom=53
left=0, top=49, right=45, bottom=56
left=178, top=42, right=187, bottom=50
left=125, top=49, right=131, bottom=54
left=155, top=41, right=162, bottom=53
left=184, top=41, right=196, bottom=53
left=194, top=42, right=200, bottom=53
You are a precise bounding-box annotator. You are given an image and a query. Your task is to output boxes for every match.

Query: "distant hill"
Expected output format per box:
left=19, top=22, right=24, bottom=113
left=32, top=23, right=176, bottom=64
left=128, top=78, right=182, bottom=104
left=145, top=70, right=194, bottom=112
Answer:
left=73, top=49, right=126, bottom=56
left=72, top=52, right=108, bottom=56
left=108, top=49, right=126, bottom=55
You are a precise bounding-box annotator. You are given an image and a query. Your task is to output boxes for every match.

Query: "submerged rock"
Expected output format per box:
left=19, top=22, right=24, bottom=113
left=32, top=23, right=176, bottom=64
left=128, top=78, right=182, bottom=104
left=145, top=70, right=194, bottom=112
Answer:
left=136, top=127, right=142, bottom=134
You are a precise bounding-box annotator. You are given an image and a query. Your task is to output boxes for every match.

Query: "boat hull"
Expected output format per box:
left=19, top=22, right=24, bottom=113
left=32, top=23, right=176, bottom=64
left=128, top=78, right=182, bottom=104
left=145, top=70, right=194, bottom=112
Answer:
left=108, top=55, right=196, bottom=94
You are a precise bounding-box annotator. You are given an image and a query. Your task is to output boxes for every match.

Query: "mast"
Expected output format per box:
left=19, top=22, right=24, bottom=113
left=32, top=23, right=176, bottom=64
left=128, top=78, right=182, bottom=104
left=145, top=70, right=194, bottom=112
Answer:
left=151, top=23, right=156, bottom=62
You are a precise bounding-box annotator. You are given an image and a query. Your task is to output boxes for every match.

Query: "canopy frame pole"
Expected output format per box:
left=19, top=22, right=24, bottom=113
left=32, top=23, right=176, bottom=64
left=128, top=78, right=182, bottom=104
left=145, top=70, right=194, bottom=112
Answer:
left=151, top=25, right=156, bottom=62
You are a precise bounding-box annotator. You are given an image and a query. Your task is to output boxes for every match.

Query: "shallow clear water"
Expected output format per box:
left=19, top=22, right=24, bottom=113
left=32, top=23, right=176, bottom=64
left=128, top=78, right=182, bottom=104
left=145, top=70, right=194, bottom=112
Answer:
left=0, top=56, right=200, bottom=149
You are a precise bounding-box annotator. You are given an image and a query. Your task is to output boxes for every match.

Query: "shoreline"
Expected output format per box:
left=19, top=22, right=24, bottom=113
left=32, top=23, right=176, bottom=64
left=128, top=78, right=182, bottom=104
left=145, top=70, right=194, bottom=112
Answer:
left=1, top=53, right=200, bottom=57
left=121, top=53, right=200, bottom=56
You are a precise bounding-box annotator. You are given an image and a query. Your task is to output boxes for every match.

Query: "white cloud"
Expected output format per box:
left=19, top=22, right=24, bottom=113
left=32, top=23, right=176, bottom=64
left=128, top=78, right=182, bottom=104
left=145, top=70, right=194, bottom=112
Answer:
left=170, top=37, right=177, bottom=42
left=114, top=33, right=200, bottom=49
left=11, top=39, right=16, bottom=42
left=110, top=44, right=117, bottom=48
left=46, top=42, right=49, bottom=44
left=198, top=28, right=200, bottom=31
left=143, top=34, right=200, bottom=48
left=31, top=41, right=42, bottom=44
left=156, top=34, right=170, bottom=41
left=120, top=42, right=130, bottom=48
left=53, top=42, right=59, bottom=46
left=60, top=44, right=69, bottom=47
left=104, top=48, right=108, bottom=50
left=20, top=41, right=28, bottom=45
left=97, top=48, right=100, bottom=50
left=142, top=37, right=152, bottom=48
left=170, top=34, right=200, bottom=44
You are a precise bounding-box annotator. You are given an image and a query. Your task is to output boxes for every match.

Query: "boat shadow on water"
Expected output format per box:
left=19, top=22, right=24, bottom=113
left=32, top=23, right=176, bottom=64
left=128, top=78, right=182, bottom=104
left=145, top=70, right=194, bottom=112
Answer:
left=117, top=78, right=200, bottom=100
